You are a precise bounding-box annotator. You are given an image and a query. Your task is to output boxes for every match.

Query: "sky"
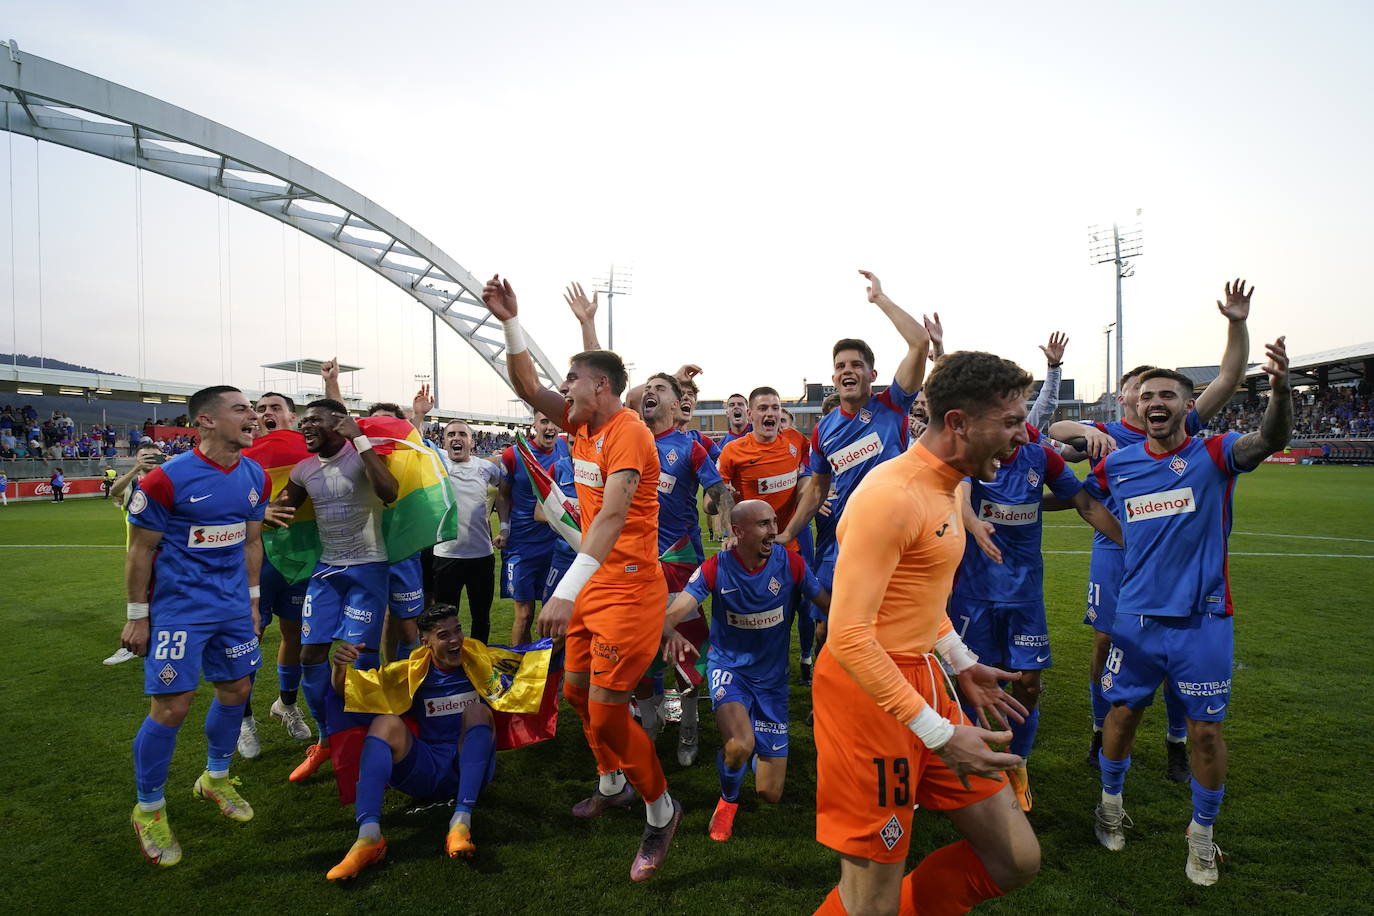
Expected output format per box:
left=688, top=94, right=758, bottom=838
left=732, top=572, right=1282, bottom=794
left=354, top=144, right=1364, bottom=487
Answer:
left=2, top=1, right=1371, bottom=417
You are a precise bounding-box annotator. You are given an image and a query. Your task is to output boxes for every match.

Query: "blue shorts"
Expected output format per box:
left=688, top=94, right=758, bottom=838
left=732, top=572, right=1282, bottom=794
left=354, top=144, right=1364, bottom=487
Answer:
left=1102, top=613, right=1233, bottom=722
left=707, top=662, right=790, bottom=758
left=501, top=548, right=554, bottom=603
left=143, top=616, right=260, bottom=695
left=390, top=731, right=497, bottom=801
left=542, top=547, right=576, bottom=604
left=301, top=561, right=389, bottom=647
left=811, top=553, right=835, bottom=622
left=949, top=595, right=1050, bottom=671
left=260, top=561, right=307, bottom=629
left=389, top=553, right=425, bottom=619
left=1084, top=546, right=1124, bottom=634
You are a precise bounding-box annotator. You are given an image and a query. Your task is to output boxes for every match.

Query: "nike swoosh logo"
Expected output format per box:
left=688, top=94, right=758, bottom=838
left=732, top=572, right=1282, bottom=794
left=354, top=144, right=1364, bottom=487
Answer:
left=1206, top=704, right=1226, bottom=715
left=188, top=494, right=211, bottom=503
left=771, top=743, right=785, bottom=751
left=593, top=668, right=609, bottom=676
left=1036, top=654, right=1049, bottom=663
left=1114, top=477, right=1130, bottom=483
left=248, top=656, right=261, bottom=666
left=721, top=588, right=738, bottom=594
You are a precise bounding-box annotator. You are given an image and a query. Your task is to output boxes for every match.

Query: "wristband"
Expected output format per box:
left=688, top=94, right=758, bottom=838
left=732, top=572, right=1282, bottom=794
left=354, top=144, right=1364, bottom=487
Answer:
left=502, top=318, right=528, bottom=356
left=552, top=553, right=599, bottom=601
left=935, top=630, right=979, bottom=674
left=1047, top=361, right=1063, bottom=368
left=907, top=704, right=956, bottom=751
left=248, top=586, right=261, bottom=598
left=499, top=522, right=511, bottom=533
left=352, top=434, right=373, bottom=454
left=127, top=601, right=150, bottom=621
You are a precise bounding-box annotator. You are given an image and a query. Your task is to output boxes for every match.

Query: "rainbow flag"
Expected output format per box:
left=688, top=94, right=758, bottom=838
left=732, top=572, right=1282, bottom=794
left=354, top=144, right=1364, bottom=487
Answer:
left=244, top=418, right=457, bottom=584
left=515, top=432, right=582, bottom=551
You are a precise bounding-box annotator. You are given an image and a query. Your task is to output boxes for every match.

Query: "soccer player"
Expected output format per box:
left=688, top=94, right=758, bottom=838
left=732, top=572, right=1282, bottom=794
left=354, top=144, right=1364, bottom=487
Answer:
left=949, top=423, right=1123, bottom=812
left=324, top=604, right=496, bottom=880
left=431, top=419, right=507, bottom=644
left=1085, top=338, right=1291, bottom=886
left=780, top=270, right=930, bottom=638
left=1049, top=280, right=1254, bottom=776
left=483, top=274, right=682, bottom=882
left=812, top=351, right=1040, bottom=916
left=271, top=398, right=399, bottom=782
left=637, top=371, right=727, bottom=764
left=720, top=393, right=752, bottom=448
left=716, top=387, right=812, bottom=552
left=121, top=385, right=269, bottom=867
left=662, top=499, right=830, bottom=842
left=499, top=411, right=570, bottom=645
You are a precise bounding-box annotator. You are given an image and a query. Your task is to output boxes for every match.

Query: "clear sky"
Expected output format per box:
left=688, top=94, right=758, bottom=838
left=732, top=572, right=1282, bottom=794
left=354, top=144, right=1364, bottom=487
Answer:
left=2, top=1, right=1371, bottom=416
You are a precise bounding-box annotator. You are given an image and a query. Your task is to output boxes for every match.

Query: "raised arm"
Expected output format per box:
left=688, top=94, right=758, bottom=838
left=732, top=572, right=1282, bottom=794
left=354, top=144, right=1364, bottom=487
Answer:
left=482, top=275, right=569, bottom=421
left=1194, top=279, right=1253, bottom=422
left=1027, top=333, right=1066, bottom=430
left=1232, top=337, right=1293, bottom=469
left=564, top=282, right=601, bottom=351
left=859, top=270, right=930, bottom=394
left=321, top=357, right=343, bottom=403
left=411, top=384, right=434, bottom=437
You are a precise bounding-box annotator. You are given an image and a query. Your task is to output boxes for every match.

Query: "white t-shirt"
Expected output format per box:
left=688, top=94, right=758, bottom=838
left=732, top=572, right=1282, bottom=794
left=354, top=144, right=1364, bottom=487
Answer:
left=289, top=442, right=387, bottom=566
left=434, top=452, right=506, bottom=559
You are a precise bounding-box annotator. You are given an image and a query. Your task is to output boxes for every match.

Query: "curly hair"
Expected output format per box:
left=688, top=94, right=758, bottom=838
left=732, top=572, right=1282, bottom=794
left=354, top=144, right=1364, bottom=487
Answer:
left=923, top=351, right=1032, bottom=428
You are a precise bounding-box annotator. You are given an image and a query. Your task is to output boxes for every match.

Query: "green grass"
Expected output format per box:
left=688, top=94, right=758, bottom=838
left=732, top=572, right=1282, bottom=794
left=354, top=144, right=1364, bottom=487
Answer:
left=3, top=465, right=1373, bottom=914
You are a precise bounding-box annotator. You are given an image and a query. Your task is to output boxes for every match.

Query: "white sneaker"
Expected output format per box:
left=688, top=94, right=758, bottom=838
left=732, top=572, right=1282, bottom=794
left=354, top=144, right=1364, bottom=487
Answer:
left=104, top=647, right=137, bottom=666
left=1094, top=799, right=1132, bottom=851
left=270, top=699, right=312, bottom=742
left=237, top=718, right=261, bottom=759
left=1185, top=822, right=1224, bottom=886
left=677, top=724, right=699, bottom=767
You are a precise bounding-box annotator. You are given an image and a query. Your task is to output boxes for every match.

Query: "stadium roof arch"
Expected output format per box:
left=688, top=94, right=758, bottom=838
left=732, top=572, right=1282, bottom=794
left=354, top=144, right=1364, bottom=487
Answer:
left=0, top=41, right=561, bottom=398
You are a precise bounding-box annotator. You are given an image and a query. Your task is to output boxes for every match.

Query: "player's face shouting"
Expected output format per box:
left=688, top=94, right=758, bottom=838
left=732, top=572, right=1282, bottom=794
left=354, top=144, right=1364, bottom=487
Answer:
left=203, top=391, right=258, bottom=450
left=679, top=390, right=696, bottom=421
left=299, top=407, right=342, bottom=454
left=560, top=365, right=601, bottom=426
left=444, top=421, right=471, bottom=460
left=734, top=505, right=779, bottom=560
left=423, top=616, right=465, bottom=667
left=750, top=395, right=783, bottom=442
left=726, top=396, right=748, bottom=427
left=640, top=378, right=678, bottom=425
left=962, top=393, right=1029, bottom=482
left=254, top=396, right=295, bottom=437
left=1138, top=379, right=1192, bottom=441
left=832, top=349, right=877, bottom=400
left=532, top=413, right=560, bottom=448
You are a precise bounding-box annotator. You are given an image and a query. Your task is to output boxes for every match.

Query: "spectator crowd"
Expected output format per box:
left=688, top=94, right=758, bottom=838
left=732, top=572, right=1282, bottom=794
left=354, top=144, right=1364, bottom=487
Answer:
left=1213, top=384, right=1373, bottom=439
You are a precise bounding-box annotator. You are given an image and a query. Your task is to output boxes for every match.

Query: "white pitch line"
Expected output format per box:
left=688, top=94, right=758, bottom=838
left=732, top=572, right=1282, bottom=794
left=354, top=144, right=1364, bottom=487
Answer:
left=1045, top=526, right=1374, bottom=544
left=1045, top=549, right=1372, bottom=559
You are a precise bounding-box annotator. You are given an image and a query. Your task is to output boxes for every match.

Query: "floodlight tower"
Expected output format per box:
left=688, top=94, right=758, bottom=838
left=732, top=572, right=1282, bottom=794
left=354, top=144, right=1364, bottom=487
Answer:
left=1088, top=219, right=1143, bottom=419
left=593, top=265, right=633, bottom=351
left=1103, top=322, right=1116, bottom=411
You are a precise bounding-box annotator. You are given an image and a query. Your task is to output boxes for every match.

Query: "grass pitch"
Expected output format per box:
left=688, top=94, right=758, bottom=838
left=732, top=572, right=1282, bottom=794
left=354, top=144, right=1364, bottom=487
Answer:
left=2, top=464, right=1372, bottom=915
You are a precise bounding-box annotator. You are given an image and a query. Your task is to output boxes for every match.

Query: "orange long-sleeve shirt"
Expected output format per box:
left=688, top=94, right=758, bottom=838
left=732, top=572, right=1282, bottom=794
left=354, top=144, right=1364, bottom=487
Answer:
left=827, top=441, right=965, bottom=724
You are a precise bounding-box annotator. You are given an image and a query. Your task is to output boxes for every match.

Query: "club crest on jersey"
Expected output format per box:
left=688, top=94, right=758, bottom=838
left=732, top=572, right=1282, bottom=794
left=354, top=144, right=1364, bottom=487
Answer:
left=248, top=487, right=260, bottom=507
left=880, top=815, right=904, bottom=850
left=595, top=436, right=605, bottom=454
left=1027, top=469, right=1041, bottom=488
left=128, top=490, right=148, bottom=515
left=767, top=577, right=781, bottom=596
left=1100, top=673, right=1113, bottom=691
left=1169, top=455, right=1188, bottom=476
left=714, top=686, right=727, bottom=701
left=788, top=442, right=797, bottom=457
left=158, top=663, right=177, bottom=686
left=859, top=409, right=873, bottom=424
left=666, top=448, right=679, bottom=466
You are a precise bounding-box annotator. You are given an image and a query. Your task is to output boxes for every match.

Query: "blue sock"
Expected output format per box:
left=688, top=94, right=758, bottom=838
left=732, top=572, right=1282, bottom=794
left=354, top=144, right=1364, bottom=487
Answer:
left=354, top=649, right=380, bottom=671
left=1190, top=778, right=1225, bottom=827
left=1164, top=684, right=1189, bottom=742
left=204, top=699, right=244, bottom=775
left=1090, top=681, right=1110, bottom=731
left=797, top=611, right=815, bottom=663
left=1099, top=752, right=1131, bottom=796
left=277, top=663, right=302, bottom=693
left=397, top=641, right=420, bottom=660
left=300, top=662, right=331, bottom=734
left=133, top=717, right=180, bottom=807
left=717, top=749, right=746, bottom=803
left=1009, top=705, right=1040, bottom=759
left=355, top=736, right=393, bottom=828
left=454, top=724, right=495, bottom=814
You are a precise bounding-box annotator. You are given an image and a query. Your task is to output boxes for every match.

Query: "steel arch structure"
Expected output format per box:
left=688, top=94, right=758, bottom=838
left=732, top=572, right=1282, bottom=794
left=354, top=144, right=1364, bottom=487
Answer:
left=0, top=41, right=562, bottom=394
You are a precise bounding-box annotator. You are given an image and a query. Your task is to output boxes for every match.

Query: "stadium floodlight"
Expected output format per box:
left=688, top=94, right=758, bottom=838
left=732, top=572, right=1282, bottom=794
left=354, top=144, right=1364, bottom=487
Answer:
left=1088, top=216, right=1143, bottom=419
left=592, top=265, right=633, bottom=351
left=1103, top=323, right=1115, bottom=409
left=17, top=386, right=42, bottom=395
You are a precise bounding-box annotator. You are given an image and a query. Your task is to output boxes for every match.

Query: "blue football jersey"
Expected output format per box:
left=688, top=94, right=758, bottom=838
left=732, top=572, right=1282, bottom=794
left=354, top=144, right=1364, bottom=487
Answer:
left=717, top=427, right=751, bottom=452
left=808, top=378, right=917, bottom=560
left=501, top=438, right=569, bottom=551
left=954, top=443, right=1082, bottom=603
left=654, top=428, right=722, bottom=553
left=408, top=660, right=482, bottom=747
left=1085, top=433, right=1252, bottom=618
left=1079, top=411, right=1203, bottom=550
left=128, top=449, right=269, bottom=625
left=684, top=544, right=819, bottom=680
left=687, top=428, right=721, bottom=462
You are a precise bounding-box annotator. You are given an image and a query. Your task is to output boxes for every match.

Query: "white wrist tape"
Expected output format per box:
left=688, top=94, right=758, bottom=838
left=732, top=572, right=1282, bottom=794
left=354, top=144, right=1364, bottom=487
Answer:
left=908, top=704, right=956, bottom=751
left=552, top=553, right=599, bottom=601
left=502, top=318, right=527, bottom=356
left=499, top=522, right=511, bottom=533
left=127, top=602, right=150, bottom=621
left=935, top=630, right=979, bottom=674
left=248, top=586, right=261, bottom=598
left=352, top=434, right=373, bottom=454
